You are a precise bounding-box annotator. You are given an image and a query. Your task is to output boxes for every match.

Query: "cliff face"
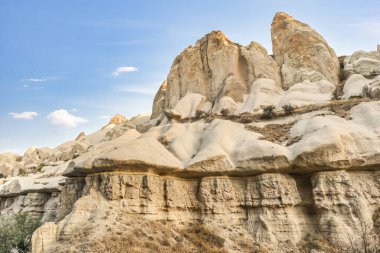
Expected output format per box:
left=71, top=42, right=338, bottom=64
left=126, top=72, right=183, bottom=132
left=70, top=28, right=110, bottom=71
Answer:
left=0, top=12, right=380, bottom=253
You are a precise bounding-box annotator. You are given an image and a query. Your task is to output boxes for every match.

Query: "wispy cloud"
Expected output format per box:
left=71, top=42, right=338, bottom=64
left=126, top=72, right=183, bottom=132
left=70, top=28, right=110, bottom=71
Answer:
left=95, top=40, right=144, bottom=46
left=99, top=115, right=111, bottom=119
left=47, top=109, right=88, bottom=128
left=113, top=66, right=138, bottom=76
left=116, top=85, right=156, bottom=94
left=21, top=77, right=59, bottom=82
left=81, top=19, right=159, bottom=30
left=8, top=111, right=38, bottom=120
left=350, top=19, right=380, bottom=39
left=21, top=84, right=45, bottom=90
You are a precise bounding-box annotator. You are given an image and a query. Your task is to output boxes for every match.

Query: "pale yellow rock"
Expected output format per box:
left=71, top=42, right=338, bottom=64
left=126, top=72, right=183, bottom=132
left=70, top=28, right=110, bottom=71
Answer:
left=344, top=50, right=380, bottom=78
left=157, top=30, right=281, bottom=117
left=109, top=113, right=128, bottom=125
left=151, top=80, right=167, bottom=119
left=31, top=171, right=380, bottom=252
left=271, top=12, right=340, bottom=89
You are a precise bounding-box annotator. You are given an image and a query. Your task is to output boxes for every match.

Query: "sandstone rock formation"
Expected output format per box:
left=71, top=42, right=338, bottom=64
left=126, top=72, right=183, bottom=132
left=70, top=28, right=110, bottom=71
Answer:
left=271, top=12, right=340, bottom=89
left=0, top=11, right=379, bottom=253
left=151, top=80, right=167, bottom=119
left=343, top=74, right=380, bottom=99
left=0, top=152, right=21, bottom=177
left=151, top=12, right=344, bottom=120
left=344, top=50, right=380, bottom=78
left=152, top=30, right=282, bottom=118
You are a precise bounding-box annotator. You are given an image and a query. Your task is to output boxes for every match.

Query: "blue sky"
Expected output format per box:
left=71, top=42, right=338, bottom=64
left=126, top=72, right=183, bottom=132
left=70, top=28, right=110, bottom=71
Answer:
left=0, top=0, right=379, bottom=154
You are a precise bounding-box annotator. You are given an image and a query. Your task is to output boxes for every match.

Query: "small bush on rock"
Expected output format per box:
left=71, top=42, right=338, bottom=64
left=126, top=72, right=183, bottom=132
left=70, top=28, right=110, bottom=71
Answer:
left=195, top=110, right=209, bottom=119
left=220, top=109, right=230, bottom=116
left=282, top=104, right=295, bottom=115
left=362, top=85, right=372, bottom=98
left=37, top=163, right=47, bottom=172
left=261, top=105, right=275, bottom=119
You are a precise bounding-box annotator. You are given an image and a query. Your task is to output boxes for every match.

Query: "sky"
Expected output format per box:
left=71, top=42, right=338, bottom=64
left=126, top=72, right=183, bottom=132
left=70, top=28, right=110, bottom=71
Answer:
left=0, top=0, right=379, bottom=154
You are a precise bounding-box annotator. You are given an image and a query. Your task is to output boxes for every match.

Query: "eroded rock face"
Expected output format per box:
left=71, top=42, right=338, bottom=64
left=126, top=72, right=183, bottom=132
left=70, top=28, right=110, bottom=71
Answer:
left=271, top=12, right=340, bottom=89
left=160, top=30, right=281, bottom=116
left=29, top=99, right=380, bottom=252
left=151, top=81, right=167, bottom=119
left=0, top=153, right=22, bottom=177
left=344, top=50, right=380, bottom=78
left=151, top=12, right=343, bottom=119
left=32, top=171, right=380, bottom=252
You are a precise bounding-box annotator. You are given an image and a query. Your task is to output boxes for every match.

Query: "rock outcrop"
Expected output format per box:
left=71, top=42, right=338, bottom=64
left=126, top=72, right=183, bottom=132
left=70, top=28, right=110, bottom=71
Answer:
left=151, top=81, right=167, bottom=119
left=0, top=11, right=379, bottom=253
left=152, top=30, right=281, bottom=119
left=271, top=12, right=340, bottom=89
left=344, top=50, right=380, bottom=78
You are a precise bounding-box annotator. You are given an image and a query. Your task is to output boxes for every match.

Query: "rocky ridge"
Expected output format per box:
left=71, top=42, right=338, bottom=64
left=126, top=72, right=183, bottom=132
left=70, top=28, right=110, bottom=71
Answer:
left=0, top=12, right=380, bottom=253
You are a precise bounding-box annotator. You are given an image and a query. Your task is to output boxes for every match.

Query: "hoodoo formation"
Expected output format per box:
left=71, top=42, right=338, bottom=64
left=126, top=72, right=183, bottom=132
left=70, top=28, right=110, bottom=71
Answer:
left=0, top=12, right=380, bottom=252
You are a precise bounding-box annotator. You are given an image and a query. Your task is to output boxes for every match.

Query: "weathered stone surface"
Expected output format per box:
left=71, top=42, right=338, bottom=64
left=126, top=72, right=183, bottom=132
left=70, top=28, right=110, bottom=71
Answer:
left=109, top=113, right=128, bottom=125
left=344, top=50, right=380, bottom=78
left=271, top=12, right=340, bottom=89
left=32, top=171, right=380, bottom=252
left=151, top=80, right=167, bottom=119
left=0, top=152, right=22, bottom=177
left=160, top=30, right=281, bottom=117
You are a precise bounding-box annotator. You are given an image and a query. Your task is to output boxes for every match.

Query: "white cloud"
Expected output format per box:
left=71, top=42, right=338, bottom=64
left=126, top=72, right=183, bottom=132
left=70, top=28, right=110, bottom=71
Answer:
left=21, top=77, right=58, bottom=82
left=99, top=115, right=111, bottom=119
left=113, top=66, right=138, bottom=76
left=47, top=109, right=88, bottom=128
left=9, top=111, right=38, bottom=120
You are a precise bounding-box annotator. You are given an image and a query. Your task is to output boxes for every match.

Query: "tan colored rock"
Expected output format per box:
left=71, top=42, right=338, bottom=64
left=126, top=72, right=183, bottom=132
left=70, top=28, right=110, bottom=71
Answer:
left=0, top=152, right=22, bottom=177
left=31, top=170, right=380, bottom=252
left=32, top=222, right=60, bottom=253
left=74, top=132, right=85, bottom=141
left=245, top=41, right=281, bottom=85
left=343, top=50, right=380, bottom=78
left=160, top=30, right=281, bottom=117
left=271, top=12, right=340, bottom=89
left=109, top=113, right=128, bottom=125
left=151, top=80, right=167, bottom=119
left=49, top=140, right=89, bottom=162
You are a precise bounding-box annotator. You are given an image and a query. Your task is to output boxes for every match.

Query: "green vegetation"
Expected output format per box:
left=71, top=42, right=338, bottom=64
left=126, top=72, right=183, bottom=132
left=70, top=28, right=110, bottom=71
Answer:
left=220, top=108, right=230, bottom=116
left=37, top=163, right=47, bottom=172
left=195, top=110, right=209, bottom=119
left=282, top=104, right=295, bottom=115
left=0, top=212, right=41, bottom=253
left=362, top=85, right=372, bottom=98
left=261, top=105, right=275, bottom=119
left=349, top=95, right=363, bottom=99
